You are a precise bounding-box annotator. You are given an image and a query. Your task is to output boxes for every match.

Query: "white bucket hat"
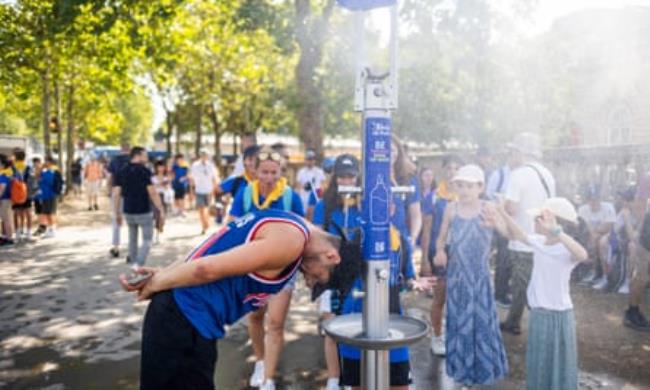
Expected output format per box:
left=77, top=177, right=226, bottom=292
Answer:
left=452, top=164, right=485, bottom=184
left=526, top=197, right=578, bottom=224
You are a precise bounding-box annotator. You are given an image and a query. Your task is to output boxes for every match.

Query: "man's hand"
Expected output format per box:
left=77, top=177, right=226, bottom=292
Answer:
left=410, top=276, right=437, bottom=292
left=119, top=267, right=159, bottom=293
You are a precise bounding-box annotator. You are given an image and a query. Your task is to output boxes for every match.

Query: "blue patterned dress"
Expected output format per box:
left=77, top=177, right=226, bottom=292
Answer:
left=445, top=211, right=508, bottom=385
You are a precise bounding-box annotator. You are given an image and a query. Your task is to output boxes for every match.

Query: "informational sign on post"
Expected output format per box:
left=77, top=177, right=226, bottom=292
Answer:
left=362, top=115, right=391, bottom=261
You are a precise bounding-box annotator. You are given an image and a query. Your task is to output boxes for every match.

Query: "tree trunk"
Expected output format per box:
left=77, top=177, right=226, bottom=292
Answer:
left=208, top=107, right=222, bottom=176
left=41, top=69, right=51, bottom=156
left=293, top=0, right=335, bottom=162
left=65, top=83, right=75, bottom=196
left=194, top=105, right=203, bottom=158
left=165, top=110, right=173, bottom=155
left=54, top=79, right=63, bottom=169
left=174, top=112, right=181, bottom=155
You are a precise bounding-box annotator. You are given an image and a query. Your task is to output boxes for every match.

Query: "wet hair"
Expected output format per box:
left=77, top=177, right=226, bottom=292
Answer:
left=391, top=135, right=416, bottom=185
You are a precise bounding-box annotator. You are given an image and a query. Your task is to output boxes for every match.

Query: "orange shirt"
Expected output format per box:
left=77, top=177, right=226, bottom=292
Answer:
left=85, top=161, right=103, bottom=181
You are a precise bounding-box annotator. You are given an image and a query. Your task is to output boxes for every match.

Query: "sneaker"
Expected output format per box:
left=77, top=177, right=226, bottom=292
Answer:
left=500, top=322, right=521, bottom=335
left=0, top=238, right=15, bottom=247
left=495, top=297, right=512, bottom=309
left=260, top=379, right=275, bottom=390
left=578, top=270, right=597, bottom=285
left=592, top=277, right=608, bottom=290
left=617, top=279, right=630, bottom=294
left=42, top=229, right=55, bottom=238
left=88, top=206, right=93, bottom=211
left=110, top=248, right=120, bottom=258
left=94, top=204, right=99, bottom=211
left=33, top=226, right=46, bottom=236
left=431, top=335, right=446, bottom=356
left=326, top=377, right=340, bottom=390
left=624, top=308, right=650, bottom=331
left=249, top=361, right=264, bottom=387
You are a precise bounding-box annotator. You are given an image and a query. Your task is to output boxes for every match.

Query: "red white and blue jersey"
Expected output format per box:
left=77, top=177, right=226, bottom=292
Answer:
left=173, top=209, right=309, bottom=339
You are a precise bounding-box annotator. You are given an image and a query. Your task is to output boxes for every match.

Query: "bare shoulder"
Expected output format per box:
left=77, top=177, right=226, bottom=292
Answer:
left=255, top=221, right=307, bottom=252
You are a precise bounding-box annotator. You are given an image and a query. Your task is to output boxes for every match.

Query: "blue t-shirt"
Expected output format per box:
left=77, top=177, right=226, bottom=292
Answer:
left=0, top=173, right=11, bottom=200
left=172, top=163, right=189, bottom=190
left=173, top=209, right=309, bottom=339
left=229, top=184, right=304, bottom=217
left=220, top=175, right=249, bottom=197
left=391, top=176, right=420, bottom=238
left=312, top=200, right=361, bottom=239
left=38, top=169, right=57, bottom=201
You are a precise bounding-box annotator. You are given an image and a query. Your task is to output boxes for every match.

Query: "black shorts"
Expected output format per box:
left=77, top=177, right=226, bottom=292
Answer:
left=12, top=199, right=32, bottom=210
left=34, top=201, right=42, bottom=214
left=340, top=357, right=411, bottom=387
left=40, top=199, right=57, bottom=215
left=141, top=290, right=217, bottom=390
left=174, top=187, right=186, bottom=200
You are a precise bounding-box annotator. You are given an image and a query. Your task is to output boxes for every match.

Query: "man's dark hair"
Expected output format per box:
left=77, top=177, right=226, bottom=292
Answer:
left=13, top=148, right=26, bottom=161
left=175, top=153, right=184, bottom=159
left=32, top=157, right=41, bottom=164
left=130, top=146, right=146, bottom=159
left=45, top=155, right=57, bottom=165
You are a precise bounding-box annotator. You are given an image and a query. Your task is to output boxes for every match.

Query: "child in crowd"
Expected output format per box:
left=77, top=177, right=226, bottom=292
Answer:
left=421, top=154, right=463, bottom=356
left=171, top=154, right=189, bottom=217
left=489, top=197, right=588, bottom=390
left=433, top=164, right=508, bottom=386
left=152, top=160, right=171, bottom=243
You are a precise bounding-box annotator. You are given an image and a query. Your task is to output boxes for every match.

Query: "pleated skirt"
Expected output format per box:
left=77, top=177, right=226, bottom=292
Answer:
left=526, top=308, right=578, bottom=390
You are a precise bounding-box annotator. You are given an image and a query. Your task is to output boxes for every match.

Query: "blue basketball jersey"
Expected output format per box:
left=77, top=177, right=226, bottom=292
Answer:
left=173, top=209, right=309, bottom=339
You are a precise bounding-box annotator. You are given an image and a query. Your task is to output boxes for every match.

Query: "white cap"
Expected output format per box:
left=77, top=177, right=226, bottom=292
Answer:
left=452, top=164, right=485, bottom=184
left=526, top=197, right=578, bottom=224
left=507, top=132, right=542, bottom=158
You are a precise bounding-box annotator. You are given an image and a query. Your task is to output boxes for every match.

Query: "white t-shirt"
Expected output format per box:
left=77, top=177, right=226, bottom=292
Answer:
left=296, top=166, right=326, bottom=207
left=578, top=202, right=616, bottom=231
left=505, top=162, right=556, bottom=252
left=191, top=160, right=218, bottom=195
left=526, top=234, right=578, bottom=311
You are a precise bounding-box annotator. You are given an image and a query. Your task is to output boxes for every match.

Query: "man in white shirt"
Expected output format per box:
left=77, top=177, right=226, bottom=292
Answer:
left=501, top=132, right=556, bottom=335
left=296, top=150, right=326, bottom=212
left=577, top=185, right=616, bottom=289
left=190, top=150, right=219, bottom=234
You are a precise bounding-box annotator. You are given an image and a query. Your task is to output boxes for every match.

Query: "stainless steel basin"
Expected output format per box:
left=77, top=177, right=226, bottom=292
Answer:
left=322, top=313, right=429, bottom=350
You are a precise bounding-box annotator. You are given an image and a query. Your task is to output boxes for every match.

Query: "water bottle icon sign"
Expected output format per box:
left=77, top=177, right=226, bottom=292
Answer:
left=370, top=175, right=389, bottom=225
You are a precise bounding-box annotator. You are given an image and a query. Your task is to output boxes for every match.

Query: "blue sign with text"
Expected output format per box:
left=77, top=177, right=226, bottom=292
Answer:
left=362, top=116, right=391, bottom=261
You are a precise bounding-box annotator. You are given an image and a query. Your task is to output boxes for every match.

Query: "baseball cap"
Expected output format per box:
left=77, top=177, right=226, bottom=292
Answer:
left=305, top=149, right=316, bottom=160
left=334, top=154, right=359, bottom=177
left=583, top=184, right=601, bottom=200
left=243, top=145, right=260, bottom=159
left=526, top=197, right=578, bottom=224
left=451, top=164, right=485, bottom=184
left=507, top=132, right=542, bottom=158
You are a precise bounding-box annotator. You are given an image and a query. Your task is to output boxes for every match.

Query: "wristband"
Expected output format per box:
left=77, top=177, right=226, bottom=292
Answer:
left=551, top=226, right=563, bottom=237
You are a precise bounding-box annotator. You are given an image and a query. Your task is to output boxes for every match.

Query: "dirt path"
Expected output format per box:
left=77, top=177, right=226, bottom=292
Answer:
left=1, top=196, right=649, bottom=389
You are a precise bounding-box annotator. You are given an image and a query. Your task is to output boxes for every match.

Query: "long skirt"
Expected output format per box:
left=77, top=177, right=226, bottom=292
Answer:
left=526, top=308, right=578, bottom=390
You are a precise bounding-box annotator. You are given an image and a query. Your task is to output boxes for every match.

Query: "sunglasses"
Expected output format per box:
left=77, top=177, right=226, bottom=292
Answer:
left=257, top=151, right=283, bottom=163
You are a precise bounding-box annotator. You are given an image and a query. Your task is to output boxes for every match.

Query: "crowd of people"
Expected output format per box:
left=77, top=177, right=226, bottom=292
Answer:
left=2, top=130, right=650, bottom=390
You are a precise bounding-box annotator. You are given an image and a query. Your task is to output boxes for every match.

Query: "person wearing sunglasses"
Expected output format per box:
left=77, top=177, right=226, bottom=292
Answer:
left=228, top=145, right=304, bottom=390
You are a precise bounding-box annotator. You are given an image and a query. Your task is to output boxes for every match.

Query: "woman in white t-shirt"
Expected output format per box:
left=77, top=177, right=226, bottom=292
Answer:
left=486, top=197, right=588, bottom=390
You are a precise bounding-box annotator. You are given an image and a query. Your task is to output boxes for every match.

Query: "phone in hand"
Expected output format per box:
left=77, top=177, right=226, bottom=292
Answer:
left=126, top=272, right=152, bottom=286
